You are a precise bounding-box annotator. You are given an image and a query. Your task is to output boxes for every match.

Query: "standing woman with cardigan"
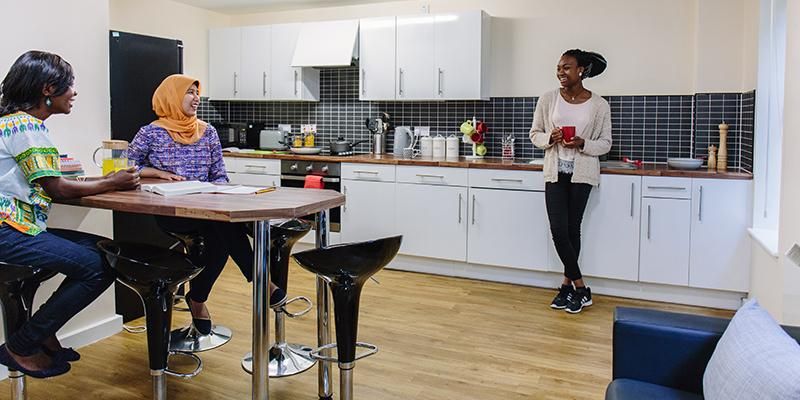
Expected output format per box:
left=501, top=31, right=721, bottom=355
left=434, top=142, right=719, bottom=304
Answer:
left=529, top=49, right=612, bottom=314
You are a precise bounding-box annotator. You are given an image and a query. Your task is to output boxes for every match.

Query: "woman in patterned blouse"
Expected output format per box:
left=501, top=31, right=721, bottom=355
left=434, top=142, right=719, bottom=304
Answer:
left=129, top=75, right=286, bottom=335
left=0, top=51, right=139, bottom=378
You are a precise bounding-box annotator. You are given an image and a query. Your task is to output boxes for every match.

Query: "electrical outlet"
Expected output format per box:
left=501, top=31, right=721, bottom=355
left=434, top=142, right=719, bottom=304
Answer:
left=786, top=243, right=800, bottom=268
left=420, top=2, right=430, bottom=14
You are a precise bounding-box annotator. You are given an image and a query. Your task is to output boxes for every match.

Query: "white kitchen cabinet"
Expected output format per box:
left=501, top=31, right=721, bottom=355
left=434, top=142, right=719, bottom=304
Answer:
left=689, top=179, right=752, bottom=292
left=208, top=28, right=241, bottom=100
left=395, top=11, right=490, bottom=100
left=271, top=23, right=319, bottom=101
left=639, top=197, right=691, bottom=286
left=209, top=24, right=318, bottom=101
left=395, top=182, right=467, bottom=261
left=341, top=180, right=396, bottom=243
left=239, top=26, right=271, bottom=100
left=395, top=14, right=436, bottom=100
left=434, top=11, right=491, bottom=100
left=578, top=175, right=642, bottom=281
left=228, top=172, right=280, bottom=188
left=359, top=16, right=396, bottom=100
left=467, top=187, right=549, bottom=271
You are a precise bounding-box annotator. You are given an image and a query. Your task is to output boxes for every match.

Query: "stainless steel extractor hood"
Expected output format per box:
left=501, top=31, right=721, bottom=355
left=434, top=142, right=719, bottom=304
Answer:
left=291, top=19, right=359, bottom=67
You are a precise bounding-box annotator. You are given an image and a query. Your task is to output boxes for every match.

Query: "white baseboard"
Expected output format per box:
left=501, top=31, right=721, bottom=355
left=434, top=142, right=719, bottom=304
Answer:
left=295, top=243, right=746, bottom=309
left=0, top=315, right=122, bottom=380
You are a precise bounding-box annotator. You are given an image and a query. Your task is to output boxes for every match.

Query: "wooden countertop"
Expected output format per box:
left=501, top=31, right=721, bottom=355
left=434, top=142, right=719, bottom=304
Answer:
left=223, top=152, right=753, bottom=180
left=57, top=178, right=346, bottom=222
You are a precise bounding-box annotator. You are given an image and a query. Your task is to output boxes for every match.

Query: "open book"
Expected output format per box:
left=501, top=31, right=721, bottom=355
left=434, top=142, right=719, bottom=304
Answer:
left=141, top=181, right=276, bottom=197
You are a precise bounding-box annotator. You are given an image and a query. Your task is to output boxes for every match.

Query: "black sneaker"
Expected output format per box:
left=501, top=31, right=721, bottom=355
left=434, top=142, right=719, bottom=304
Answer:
left=565, top=287, right=593, bottom=314
left=550, top=285, right=575, bottom=309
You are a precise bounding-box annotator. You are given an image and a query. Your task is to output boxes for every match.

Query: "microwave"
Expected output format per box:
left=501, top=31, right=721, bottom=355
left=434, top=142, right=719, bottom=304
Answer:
left=215, top=122, right=248, bottom=148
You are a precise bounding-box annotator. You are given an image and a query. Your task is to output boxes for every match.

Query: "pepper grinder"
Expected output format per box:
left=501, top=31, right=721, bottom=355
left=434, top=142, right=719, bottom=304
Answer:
left=716, top=122, right=728, bottom=172
left=708, top=145, right=717, bottom=172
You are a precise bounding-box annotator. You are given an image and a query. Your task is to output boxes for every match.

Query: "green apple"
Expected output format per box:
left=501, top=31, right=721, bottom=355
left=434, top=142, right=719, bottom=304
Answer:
left=476, top=144, right=487, bottom=156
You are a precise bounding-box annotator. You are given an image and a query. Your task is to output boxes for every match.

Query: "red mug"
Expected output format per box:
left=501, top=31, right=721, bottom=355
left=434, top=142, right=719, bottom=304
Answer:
left=561, top=126, right=576, bottom=142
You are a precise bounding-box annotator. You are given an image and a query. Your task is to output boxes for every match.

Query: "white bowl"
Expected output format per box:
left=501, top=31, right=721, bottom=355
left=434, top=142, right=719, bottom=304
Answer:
left=290, top=147, right=322, bottom=155
left=667, top=158, right=703, bottom=170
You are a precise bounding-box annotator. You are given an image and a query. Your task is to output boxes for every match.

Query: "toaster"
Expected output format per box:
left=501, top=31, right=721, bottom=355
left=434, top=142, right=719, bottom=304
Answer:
left=259, top=130, right=288, bottom=150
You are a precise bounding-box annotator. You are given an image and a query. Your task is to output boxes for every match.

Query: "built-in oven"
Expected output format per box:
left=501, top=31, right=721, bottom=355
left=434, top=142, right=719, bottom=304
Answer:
left=280, top=160, right=341, bottom=232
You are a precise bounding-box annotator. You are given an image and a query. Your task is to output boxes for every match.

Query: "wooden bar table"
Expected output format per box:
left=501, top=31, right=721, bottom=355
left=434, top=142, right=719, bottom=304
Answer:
left=57, top=179, right=345, bottom=400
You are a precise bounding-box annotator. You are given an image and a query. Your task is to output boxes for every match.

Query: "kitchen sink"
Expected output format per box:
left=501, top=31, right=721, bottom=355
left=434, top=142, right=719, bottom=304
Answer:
left=600, top=161, right=637, bottom=170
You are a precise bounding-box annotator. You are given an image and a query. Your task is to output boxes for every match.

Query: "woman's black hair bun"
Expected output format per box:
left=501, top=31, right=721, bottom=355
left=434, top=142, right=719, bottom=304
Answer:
left=563, top=49, right=607, bottom=79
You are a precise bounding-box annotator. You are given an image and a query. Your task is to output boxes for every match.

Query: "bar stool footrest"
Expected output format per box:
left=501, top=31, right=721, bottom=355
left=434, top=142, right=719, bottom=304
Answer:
left=309, top=342, right=378, bottom=363
left=282, top=296, right=313, bottom=318
left=164, top=351, right=203, bottom=379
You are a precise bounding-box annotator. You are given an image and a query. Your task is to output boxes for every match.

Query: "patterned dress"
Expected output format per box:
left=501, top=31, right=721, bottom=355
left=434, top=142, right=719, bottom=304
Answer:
left=0, top=112, right=62, bottom=235
left=128, top=123, right=228, bottom=183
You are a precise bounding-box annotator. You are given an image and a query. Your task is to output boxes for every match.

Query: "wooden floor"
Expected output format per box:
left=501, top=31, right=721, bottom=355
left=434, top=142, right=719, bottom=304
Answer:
left=10, top=261, right=733, bottom=400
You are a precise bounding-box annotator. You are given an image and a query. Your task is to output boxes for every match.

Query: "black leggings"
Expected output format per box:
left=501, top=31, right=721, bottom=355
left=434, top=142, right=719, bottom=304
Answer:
left=545, top=173, right=592, bottom=282
left=155, top=216, right=253, bottom=303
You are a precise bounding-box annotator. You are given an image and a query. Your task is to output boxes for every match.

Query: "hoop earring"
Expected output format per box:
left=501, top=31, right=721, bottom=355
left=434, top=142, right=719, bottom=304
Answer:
left=45, top=97, right=52, bottom=107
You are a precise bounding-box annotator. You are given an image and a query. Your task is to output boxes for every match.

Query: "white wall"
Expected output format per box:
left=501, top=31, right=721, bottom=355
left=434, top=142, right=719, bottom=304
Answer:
left=750, top=0, right=800, bottom=325
left=228, top=0, right=758, bottom=96
left=0, top=0, right=121, bottom=376
left=776, top=0, right=800, bottom=325
left=109, top=0, right=231, bottom=88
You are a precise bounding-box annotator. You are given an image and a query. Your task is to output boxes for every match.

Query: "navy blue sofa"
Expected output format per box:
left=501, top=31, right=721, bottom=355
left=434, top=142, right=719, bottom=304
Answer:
left=606, top=307, right=800, bottom=400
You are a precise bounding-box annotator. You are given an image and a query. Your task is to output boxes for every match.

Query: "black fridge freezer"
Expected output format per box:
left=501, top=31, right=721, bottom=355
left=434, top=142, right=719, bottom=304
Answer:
left=109, top=31, right=183, bottom=321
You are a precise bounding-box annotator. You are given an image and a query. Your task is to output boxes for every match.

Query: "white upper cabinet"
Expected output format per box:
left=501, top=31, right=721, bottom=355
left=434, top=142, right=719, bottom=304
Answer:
left=391, top=10, right=490, bottom=101
left=271, top=23, right=319, bottom=101
left=395, top=14, right=436, bottom=100
left=359, top=16, right=397, bottom=100
left=689, top=179, right=752, bottom=292
left=239, top=25, right=271, bottom=100
left=209, top=24, right=319, bottom=101
left=208, top=28, right=241, bottom=100
left=434, top=11, right=490, bottom=100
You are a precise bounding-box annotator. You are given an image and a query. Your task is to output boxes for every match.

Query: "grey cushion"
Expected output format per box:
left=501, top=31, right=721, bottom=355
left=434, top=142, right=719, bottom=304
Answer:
left=606, top=379, right=703, bottom=400
left=703, top=299, right=800, bottom=400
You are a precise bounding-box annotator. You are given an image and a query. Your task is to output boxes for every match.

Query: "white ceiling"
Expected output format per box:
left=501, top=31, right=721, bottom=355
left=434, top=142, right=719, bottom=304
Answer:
left=173, top=0, right=400, bottom=14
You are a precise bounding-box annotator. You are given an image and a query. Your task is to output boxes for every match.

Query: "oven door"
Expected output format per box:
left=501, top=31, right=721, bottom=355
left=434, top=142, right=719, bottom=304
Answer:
left=280, top=174, right=341, bottom=232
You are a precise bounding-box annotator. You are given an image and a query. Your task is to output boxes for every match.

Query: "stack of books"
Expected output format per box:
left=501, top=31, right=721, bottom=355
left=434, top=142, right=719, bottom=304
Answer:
left=60, top=154, right=84, bottom=177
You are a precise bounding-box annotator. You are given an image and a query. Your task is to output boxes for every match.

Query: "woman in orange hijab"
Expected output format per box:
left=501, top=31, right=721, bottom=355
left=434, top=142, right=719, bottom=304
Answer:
left=129, top=75, right=286, bottom=335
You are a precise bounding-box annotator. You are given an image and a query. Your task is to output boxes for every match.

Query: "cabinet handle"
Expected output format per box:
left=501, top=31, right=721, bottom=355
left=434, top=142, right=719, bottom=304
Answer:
left=698, top=186, right=704, bottom=222
left=353, top=170, right=379, bottom=175
left=398, top=68, right=404, bottom=96
left=471, top=194, right=476, bottom=225
left=458, top=193, right=462, bottom=224
left=416, top=174, right=444, bottom=179
left=361, top=68, right=366, bottom=95
left=294, top=70, right=299, bottom=96
left=437, top=68, right=444, bottom=95
left=342, top=185, right=347, bottom=212
left=244, top=164, right=267, bottom=169
left=630, top=182, right=635, bottom=217
left=647, top=205, right=652, bottom=240
left=647, top=186, right=686, bottom=191
left=491, top=178, right=523, bottom=183
left=262, top=72, right=267, bottom=97
left=233, top=72, right=238, bottom=96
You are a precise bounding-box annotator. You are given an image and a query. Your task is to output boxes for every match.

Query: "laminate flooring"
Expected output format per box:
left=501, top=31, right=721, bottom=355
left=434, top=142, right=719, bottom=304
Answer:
left=9, top=261, right=733, bottom=399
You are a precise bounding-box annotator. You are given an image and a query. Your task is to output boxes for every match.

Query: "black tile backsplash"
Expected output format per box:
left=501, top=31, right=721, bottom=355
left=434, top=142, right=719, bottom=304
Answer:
left=200, top=65, right=755, bottom=172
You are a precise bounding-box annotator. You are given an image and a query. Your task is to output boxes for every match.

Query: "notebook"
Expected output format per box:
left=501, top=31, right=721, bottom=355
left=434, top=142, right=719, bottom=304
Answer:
left=140, top=181, right=275, bottom=197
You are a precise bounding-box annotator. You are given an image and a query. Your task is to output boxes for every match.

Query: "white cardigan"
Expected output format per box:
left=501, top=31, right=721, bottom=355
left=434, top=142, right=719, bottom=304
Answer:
left=529, top=89, right=613, bottom=187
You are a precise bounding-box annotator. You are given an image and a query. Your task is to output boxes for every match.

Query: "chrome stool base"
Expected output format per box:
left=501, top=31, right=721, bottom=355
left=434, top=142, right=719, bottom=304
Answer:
left=169, top=324, right=232, bottom=353
left=9, top=370, right=26, bottom=400
left=241, top=342, right=317, bottom=377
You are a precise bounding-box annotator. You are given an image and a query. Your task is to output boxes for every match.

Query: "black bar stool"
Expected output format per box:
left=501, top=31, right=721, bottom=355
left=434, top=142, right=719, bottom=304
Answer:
left=97, top=241, right=203, bottom=400
left=0, top=262, right=58, bottom=400
left=242, top=219, right=317, bottom=377
left=293, top=235, right=402, bottom=400
left=162, top=232, right=233, bottom=353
